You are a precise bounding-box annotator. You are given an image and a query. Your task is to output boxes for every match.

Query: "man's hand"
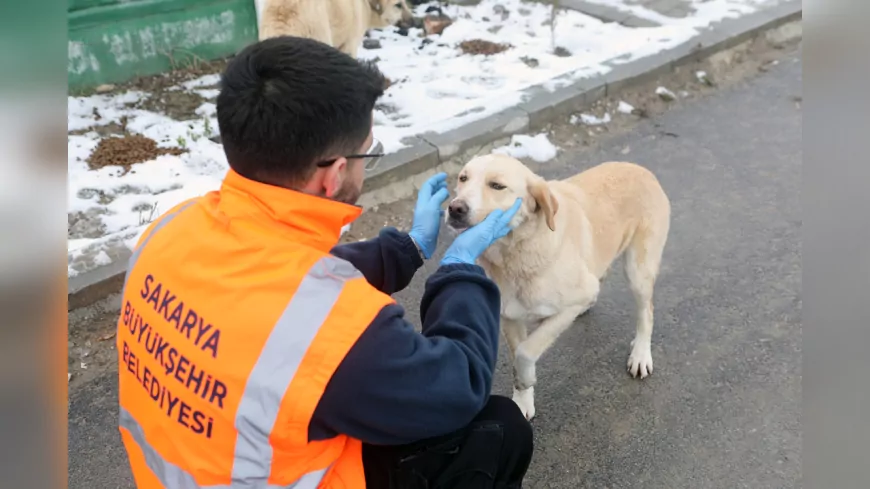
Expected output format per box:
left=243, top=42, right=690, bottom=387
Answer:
left=441, top=198, right=523, bottom=266
left=409, top=173, right=450, bottom=259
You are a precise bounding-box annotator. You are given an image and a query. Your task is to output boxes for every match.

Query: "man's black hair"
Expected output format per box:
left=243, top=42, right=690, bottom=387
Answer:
left=216, top=36, right=386, bottom=186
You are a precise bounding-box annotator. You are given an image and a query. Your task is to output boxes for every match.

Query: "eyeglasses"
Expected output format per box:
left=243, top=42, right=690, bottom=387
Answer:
left=316, top=138, right=385, bottom=172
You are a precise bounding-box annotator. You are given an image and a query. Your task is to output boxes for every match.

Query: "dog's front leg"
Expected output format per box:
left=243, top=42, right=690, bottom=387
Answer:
left=515, top=274, right=598, bottom=394
left=501, top=317, right=535, bottom=419
left=511, top=308, right=584, bottom=421
left=500, top=316, right=528, bottom=364
left=514, top=302, right=593, bottom=392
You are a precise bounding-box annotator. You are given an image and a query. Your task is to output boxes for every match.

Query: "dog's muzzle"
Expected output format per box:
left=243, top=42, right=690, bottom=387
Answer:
left=446, top=200, right=470, bottom=230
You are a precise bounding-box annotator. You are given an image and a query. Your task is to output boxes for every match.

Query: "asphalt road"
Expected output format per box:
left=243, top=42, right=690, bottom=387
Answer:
left=68, top=49, right=802, bottom=488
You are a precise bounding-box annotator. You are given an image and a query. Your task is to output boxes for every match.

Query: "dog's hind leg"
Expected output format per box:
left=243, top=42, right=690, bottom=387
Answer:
left=625, top=217, right=669, bottom=379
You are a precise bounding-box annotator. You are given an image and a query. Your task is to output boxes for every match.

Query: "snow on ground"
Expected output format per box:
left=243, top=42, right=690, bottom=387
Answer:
left=67, top=0, right=782, bottom=275
left=68, top=89, right=226, bottom=267
left=655, top=85, right=678, bottom=100
left=364, top=0, right=730, bottom=151
left=617, top=100, right=636, bottom=114
left=571, top=112, right=612, bottom=125
left=493, top=133, right=559, bottom=162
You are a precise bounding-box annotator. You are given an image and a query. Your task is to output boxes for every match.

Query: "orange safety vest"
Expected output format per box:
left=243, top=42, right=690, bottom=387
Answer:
left=116, top=169, right=394, bottom=488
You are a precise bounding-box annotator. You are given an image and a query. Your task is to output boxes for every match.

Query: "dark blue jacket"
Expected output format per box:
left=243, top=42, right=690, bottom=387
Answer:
left=306, top=227, right=501, bottom=445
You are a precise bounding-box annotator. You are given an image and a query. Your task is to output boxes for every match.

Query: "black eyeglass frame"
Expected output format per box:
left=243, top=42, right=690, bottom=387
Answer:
left=316, top=138, right=385, bottom=172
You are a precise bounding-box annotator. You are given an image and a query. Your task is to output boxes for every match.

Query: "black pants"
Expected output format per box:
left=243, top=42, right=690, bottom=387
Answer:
left=362, top=395, right=533, bottom=489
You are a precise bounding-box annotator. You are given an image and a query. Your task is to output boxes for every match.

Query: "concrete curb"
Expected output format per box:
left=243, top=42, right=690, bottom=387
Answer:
left=67, top=0, right=801, bottom=310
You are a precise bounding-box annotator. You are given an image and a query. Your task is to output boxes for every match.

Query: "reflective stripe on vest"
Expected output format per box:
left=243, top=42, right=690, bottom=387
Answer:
left=119, top=201, right=360, bottom=488
left=120, top=407, right=327, bottom=489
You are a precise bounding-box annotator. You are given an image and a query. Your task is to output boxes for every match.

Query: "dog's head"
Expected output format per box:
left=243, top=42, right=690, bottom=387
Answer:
left=368, top=0, right=414, bottom=28
left=446, top=153, right=558, bottom=233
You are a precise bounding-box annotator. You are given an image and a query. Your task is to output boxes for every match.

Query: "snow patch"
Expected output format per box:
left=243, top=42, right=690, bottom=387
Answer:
left=493, top=133, right=559, bottom=163
left=571, top=112, right=611, bottom=125
left=93, top=250, right=112, bottom=266
left=181, top=74, right=222, bottom=90
left=655, top=86, right=677, bottom=100
left=617, top=101, right=635, bottom=114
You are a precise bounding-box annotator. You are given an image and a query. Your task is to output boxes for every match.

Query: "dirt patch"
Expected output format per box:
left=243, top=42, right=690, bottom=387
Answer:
left=68, top=209, right=109, bottom=240
left=552, top=46, right=572, bottom=57
left=70, top=57, right=229, bottom=98
left=69, top=56, right=226, bottom=122
left=87, top=134, right=186, bottom=173
left=130, top=58, right=225, bottom=93
left=139, top=89, right=207, bottom=120
left=76, top=188, right=115, bottom=204
left=424, top=15, right=454, bottom=36
left=375, top=101, right=402, bottom=114
left=68, top=294, right=125, bottom=390
left=69, top=121, right=125, bottom=137
left=459, top=39, right=511, bottom=56
left=69, top=114, right=130, bottom=137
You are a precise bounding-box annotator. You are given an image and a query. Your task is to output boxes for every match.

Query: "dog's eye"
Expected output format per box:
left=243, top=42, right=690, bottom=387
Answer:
left=488, top=182, right=506, bottom=190
left=458, top=175, right=467, bottom=182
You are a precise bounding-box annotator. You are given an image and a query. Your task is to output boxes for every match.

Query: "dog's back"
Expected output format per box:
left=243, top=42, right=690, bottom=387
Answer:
left=556, top=162, right=670, bottom=276
left=562, top=162, right=668, bottom=224
left=260, top=0, right=368, bottom=54
left=260, top=0, right=411, bottom=56
left=260, top=0, right=330, bottom=42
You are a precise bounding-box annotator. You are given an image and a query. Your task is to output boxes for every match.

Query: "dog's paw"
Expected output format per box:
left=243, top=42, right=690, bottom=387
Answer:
left=627, top=340, right=653, bottom=379
left=514, top=346, right=537, bottom=390
left=512, top=387, right=536, bottom=421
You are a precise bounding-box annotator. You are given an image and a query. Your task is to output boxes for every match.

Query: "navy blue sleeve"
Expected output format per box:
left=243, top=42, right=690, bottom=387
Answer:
left=330, top=227, right=423, bottom=295
left=308, top=264, right=501, bottom=445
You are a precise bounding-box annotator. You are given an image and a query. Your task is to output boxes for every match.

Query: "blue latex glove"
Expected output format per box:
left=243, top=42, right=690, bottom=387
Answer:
left=408, top=172, right=450, bottom=259
left=441, top=198, right=523, bottom=266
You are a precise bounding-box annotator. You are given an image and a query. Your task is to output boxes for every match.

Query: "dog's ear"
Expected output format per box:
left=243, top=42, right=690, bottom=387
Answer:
left=368, top=0, right=383, bottom=14
left=528, top=176, right=558, bottom=231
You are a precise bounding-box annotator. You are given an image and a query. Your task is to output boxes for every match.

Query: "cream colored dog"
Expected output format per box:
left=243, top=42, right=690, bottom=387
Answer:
left=259, top=0, right=413, bottom=57
left=446, top=154, right=671, bottom=420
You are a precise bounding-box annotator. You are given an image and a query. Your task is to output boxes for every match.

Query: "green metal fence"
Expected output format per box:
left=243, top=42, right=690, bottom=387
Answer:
left=68, top=0, right=258, bottom=90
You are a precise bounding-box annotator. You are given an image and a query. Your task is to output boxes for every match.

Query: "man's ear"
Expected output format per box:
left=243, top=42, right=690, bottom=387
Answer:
left=323, top=158, right=347, bottom=198
left=528, top=176, right=558, bottom=232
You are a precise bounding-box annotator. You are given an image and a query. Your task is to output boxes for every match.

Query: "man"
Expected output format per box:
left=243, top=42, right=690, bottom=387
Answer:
left=116, top=36, right=532, bottom=489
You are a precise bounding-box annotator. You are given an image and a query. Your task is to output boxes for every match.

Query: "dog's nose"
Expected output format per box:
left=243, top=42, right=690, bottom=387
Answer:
left=448, top=201, right=469, bottom=218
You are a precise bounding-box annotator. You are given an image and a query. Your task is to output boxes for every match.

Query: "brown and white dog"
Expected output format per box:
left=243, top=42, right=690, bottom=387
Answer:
left=446, top=154, right=671, bottom=419
left=259, top=0, right=414, bottom=57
